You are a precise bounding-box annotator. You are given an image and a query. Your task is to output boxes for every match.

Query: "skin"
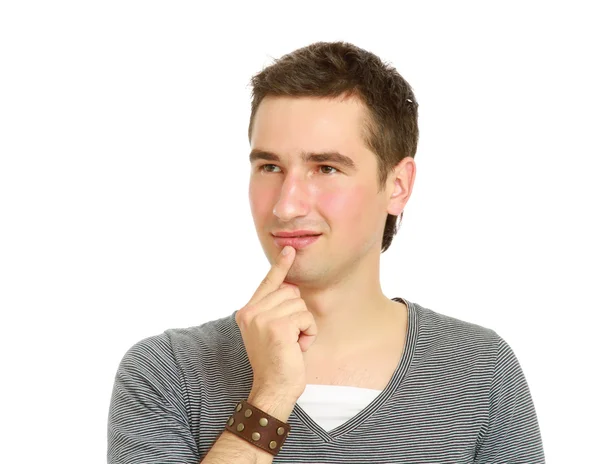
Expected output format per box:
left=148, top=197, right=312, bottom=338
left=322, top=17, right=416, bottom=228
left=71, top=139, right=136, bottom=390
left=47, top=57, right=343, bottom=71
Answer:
left=248, top=94, right=416, bottom=363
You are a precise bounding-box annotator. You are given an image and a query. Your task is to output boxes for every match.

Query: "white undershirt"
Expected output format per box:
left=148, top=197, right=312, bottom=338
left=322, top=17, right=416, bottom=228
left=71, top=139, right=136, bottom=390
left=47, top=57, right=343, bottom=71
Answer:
left=296, top=384, right=383, bottom=432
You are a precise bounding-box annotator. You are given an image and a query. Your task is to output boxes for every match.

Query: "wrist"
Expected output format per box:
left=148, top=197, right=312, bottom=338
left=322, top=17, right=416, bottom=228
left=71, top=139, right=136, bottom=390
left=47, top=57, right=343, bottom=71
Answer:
left=247, top=389, right=297, bottom=423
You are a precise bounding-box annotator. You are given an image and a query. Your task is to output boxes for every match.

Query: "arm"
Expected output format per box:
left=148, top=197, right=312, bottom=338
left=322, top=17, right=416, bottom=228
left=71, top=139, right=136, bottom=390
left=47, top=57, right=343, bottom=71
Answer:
left=108, top=335, right=296, bottom=464
left=108, top=334, right=199, bottom=464
left=200, top=389, right=295, bottom=464
left=474, top=337, right=545, bottom=463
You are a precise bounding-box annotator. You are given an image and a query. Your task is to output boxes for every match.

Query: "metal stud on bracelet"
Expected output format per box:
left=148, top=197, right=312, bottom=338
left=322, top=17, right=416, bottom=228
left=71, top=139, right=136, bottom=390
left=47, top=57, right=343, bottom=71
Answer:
left=225, top=399, right=291, bottom=456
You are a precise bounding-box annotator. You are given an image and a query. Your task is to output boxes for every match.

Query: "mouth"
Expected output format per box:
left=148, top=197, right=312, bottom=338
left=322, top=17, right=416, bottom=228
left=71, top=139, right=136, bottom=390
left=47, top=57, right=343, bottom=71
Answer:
left=271, top=230, right=321, bottom=238
left=272, top=234, right=322, bottom=249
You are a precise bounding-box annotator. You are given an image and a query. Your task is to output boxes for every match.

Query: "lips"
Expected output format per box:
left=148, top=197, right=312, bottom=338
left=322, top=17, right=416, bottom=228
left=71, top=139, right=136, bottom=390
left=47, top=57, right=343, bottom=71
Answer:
left=272, top=234, right=321, bottom=249
left=272, top=230, right=321, bottom=238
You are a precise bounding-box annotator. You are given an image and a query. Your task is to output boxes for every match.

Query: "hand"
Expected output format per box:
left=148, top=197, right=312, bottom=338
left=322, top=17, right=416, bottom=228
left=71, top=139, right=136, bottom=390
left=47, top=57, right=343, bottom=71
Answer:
left=235, top=246, right=318, bottom=402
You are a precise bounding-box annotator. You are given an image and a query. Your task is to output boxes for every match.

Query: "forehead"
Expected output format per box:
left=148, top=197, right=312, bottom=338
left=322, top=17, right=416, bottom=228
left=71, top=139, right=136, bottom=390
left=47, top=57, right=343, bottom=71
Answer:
left=250, top=95, right=371, bottom=158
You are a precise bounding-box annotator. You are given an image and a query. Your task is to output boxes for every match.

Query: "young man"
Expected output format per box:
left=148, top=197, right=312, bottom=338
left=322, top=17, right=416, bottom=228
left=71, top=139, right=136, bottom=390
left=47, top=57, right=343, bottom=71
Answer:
left=108, top=42, right=545, bottom=463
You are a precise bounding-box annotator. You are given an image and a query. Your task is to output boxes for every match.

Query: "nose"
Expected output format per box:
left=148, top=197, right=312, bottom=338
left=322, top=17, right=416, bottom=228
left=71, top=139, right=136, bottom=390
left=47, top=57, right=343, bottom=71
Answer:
left=272, top=171, right=310, bottom=221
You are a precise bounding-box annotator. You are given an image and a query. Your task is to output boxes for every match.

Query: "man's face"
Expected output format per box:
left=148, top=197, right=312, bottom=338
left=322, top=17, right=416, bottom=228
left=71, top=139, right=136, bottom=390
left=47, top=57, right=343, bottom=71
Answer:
left=248, top=95, right=394, bottom=285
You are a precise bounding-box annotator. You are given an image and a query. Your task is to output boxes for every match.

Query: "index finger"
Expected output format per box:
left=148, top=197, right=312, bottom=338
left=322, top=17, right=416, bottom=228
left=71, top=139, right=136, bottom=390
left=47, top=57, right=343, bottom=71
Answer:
left=248, top=246, right=296, bottom=306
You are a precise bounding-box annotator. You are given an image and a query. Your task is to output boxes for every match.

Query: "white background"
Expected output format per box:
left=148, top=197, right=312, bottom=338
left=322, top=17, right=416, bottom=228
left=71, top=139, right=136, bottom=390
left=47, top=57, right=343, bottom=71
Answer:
left=1, top=1, right=598, bottom=462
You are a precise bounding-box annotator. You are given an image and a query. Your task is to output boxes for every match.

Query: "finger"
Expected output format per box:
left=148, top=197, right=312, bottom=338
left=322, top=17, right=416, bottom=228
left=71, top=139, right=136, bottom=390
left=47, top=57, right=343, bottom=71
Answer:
left=279, top=282, right=300, bottom=293
left=249, top=291, right=303, bottom=323
left=247, top=298, right=317, bottom=352
left=248, top=246, right=296, bottom=306
left=237, top=287, right=300, bottom=327
left=291, top=310, right=318, bottom=338
left=252, top=298, right=314, bottom=340
left=292, top=311, right=318, bottom=352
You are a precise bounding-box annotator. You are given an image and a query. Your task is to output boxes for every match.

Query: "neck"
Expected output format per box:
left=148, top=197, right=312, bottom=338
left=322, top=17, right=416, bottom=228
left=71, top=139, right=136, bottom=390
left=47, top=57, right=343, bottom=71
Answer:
left=291, top=251, right=401, bottom=354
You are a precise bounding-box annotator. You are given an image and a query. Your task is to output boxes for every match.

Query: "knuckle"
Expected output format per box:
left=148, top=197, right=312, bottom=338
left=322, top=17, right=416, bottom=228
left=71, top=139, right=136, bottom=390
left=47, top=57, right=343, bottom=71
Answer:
left=235, top=306, right=245, bottom=321
left=252, top=311, right=266, bottom=327
left=285, top=287, right=299, bottom=298
left=237, top=304, right=256, bottom=325
left=235, top=312, right=247, bottom=329
left=260, top=275, right=272, bottom=288
left=292, top=306, right=307, bottom=319
left=294, top=296, right=307, bottom=310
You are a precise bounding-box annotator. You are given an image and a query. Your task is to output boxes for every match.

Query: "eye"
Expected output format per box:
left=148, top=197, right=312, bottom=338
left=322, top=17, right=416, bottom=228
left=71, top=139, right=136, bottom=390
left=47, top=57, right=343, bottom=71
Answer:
left=257, top=164, right=339, bottom=175
left=319, top=165, right=338, bottom=175
left=259, top=164, right=281, bottom=173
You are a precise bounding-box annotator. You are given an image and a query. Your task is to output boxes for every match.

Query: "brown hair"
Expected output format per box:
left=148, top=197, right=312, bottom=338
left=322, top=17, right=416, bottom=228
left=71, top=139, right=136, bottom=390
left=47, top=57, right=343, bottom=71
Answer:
left=248, top=41, right=419, bottom=253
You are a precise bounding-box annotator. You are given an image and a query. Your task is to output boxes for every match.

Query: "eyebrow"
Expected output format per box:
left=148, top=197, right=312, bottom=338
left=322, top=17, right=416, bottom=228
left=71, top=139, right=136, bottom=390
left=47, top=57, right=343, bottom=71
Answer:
left=249, top=149, right=357, bottom=171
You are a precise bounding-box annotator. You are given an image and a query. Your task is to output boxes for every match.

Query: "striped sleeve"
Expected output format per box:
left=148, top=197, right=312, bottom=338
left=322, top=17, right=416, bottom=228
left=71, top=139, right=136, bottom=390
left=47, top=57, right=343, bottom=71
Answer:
left=474, top=337, right=545, bottom=463
left=107, top=334, right=199, bottom=464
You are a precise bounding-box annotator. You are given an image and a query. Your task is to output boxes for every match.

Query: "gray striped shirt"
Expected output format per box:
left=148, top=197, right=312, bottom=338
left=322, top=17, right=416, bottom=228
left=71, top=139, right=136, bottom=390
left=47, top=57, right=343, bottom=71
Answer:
left=108, top=297, right=545, bottom=463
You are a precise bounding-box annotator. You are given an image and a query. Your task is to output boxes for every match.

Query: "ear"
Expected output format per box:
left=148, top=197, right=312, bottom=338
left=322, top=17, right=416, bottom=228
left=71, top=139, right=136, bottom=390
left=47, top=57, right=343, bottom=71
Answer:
left=386, top=157, right=416, bottom=216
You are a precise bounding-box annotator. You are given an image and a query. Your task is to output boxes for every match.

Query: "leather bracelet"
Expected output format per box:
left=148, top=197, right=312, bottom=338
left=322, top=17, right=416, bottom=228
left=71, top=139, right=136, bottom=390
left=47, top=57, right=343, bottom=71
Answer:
left=225, top=399, right=291, bottom=456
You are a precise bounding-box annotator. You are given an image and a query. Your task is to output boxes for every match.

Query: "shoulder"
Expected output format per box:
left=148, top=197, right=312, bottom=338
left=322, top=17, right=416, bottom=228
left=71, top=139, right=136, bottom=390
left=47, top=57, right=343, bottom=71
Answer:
left=119, top=313, right=245, bottom=383
left=412, top=301, right=501, bottom=350
left=165, top=311, right=240, bottom=351
left=117, top=314, right=239, bottom=365
left=404, top=300, right=514, bottom=382
left=163, top=311, right=243, bottom=369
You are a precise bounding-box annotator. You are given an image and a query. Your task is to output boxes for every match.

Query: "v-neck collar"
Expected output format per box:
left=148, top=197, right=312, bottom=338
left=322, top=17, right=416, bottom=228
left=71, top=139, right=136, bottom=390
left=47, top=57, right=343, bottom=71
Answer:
left=289, top=297, right=419, bottom=443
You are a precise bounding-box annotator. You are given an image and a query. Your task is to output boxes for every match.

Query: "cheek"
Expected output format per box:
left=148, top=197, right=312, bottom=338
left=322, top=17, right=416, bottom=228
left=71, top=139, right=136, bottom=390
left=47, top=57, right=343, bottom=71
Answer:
left=319, top=185, right=370, bottom=224
left=249, top=183, right=272, bottom=218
